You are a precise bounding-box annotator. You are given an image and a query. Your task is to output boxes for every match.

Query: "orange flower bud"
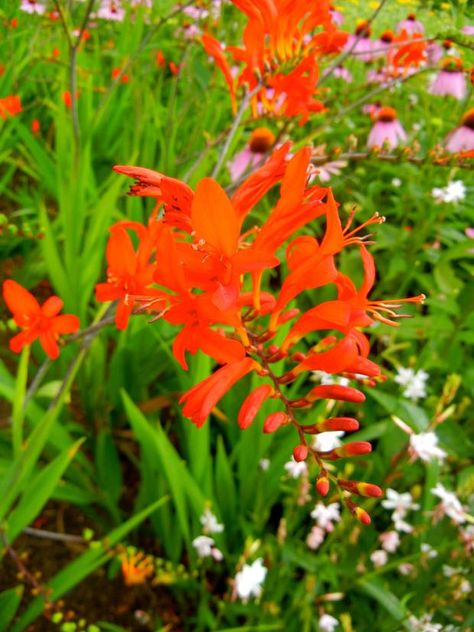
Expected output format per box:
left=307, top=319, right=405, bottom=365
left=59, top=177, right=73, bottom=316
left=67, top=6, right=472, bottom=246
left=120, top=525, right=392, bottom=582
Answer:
left=353, top=506, right=371, bottom=525
left=293, top=444, right=308, bottom=462
left=317, top=417, right=360, bottom=432
left=338, top=479, right=382, bottom=497
left=31, top=119, right=40, bottom=135
left=238, top=384, right=273, bottom=429
left=263, top=411, right=288, bottom=433
left=322, top=442, right=372, bottom=459
left=302, top=417, right=359, bottom=434
left=307, top=384, right=366, bottom=403
left=316, top=474, right=329, bottom=496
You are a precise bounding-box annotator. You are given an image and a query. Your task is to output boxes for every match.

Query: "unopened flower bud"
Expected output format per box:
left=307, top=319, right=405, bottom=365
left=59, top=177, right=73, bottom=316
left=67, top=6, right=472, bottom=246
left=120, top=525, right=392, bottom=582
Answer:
left=316, top=474, right=330, bottom=496
left=338, top=479, right=382, bottom=497
left=263, top=411, right=288, bottom=433
left=293, top=444, right=308, bottom=462
left=322, top=441, right=372, bottom=459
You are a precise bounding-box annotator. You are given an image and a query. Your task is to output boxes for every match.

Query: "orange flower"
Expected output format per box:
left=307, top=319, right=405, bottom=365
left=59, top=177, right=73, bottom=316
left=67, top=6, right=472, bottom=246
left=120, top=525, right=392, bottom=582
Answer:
left=119, top=548, right=154, bottom=586
left=95, top=223, right=162, bottom=330
left=202, top=0, right=345, bottom=122
left=180, top=358, right=257, bottom=426
left=0, top=96, right=21, bottom=119
left=3, top=280, right=79, bottom=359
left=31, top=119, right=40, bottom=135
left=111, top=67, right=129, bottom=83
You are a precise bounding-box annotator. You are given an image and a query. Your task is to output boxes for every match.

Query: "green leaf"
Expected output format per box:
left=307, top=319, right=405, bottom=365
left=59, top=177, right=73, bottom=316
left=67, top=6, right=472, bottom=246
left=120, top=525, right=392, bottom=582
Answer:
left=0, top=585, right=24, bottom=632
left=6, top=439, right=84, bottom=543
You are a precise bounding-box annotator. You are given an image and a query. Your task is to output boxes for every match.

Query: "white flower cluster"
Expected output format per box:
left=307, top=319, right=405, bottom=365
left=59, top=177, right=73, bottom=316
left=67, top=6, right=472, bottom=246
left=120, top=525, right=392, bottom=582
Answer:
left=431, top=483, right=466, bottom=524
left=382, top=488, right=419, bottom=533
left=233, top=558, right=267, bottom=602
left=192, top=508, right=224, bottom=561
left=307, top=502, right=341, bottom=551
left=432, top=180, right=466, bottom=204
left=410, top=432, right=446, bottom=463
left=395, top=367, right=429, bottom=400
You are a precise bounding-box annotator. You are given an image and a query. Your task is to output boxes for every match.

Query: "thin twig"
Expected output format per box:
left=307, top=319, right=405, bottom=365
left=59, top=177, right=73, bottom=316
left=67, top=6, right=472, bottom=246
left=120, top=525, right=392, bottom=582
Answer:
left=23, top=527, right=84, bottom=544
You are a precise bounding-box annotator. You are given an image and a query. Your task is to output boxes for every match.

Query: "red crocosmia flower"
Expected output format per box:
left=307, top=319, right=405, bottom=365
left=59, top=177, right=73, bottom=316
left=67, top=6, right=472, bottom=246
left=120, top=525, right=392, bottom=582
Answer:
left=0, top=65, right=4, bottom=77
left=108, top=143, right=424, bottom=520
left=180, top=358, right=257, bottom=426
left=31, top=119, right=40, bottom=135
left=111, top=67, right=129, bottom=83
left=95, top=223, right=162, bottom=330
left=156, top=50, right=166, bottom=67
left=113, top=165, right=194, bottom=230
left=0, top=96, right=22, bottom=119
left=169, top=62, right=180, bottom=75
left=202, top=0, right=345, bottom=122
left=62, top=91, right=79, bottom=108
left=388, top=31, right=427, bottom=76
left=3, top=280, right=79, bottom=359
left=202, top=34, right=237, bottom=113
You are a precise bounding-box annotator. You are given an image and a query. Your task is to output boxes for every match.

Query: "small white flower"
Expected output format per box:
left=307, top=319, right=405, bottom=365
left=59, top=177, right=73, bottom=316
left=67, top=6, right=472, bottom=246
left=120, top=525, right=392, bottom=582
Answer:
left=444, top=180, right=466, bottom=203
left=442, top=564, right=462, bottom=578
left=407, top=613, right=443, bottom=631
left=432, top=180, right=466, bottom=204
left=431, top=483, right=466, bottom=524
left=307, top=525, right=325, bottom=550
left=200, top=508, right=224, bottom=534
left=382, top=488, right=420, bottom=522
left=412, top=123, right=422, bottom=132
left=192, top=535, right=223, bottom=561
left=312, top=431, right=344, bottom=452
left=259, top=458, right=270, bottom=471
left=234, top=558, right=267, bottom=601
left=318, top=613, right=339, bottom=632
left=421, top=543, right=437, bottom=558
left=311, top=370, right=350, bottom=387
left=393, top=516, right=414, bottom=533
left=395, top=367, right=429, bottom=400
left=311, top=502, right=341, bottom=532
left=392, top=177, right=402, bottom=187
left=284, top=457, right=308, bottom=479
left=370, top=549, right=388, bottom=567
left=398, top=562, right=414, bottom=576
left=379, top=530, right=400, bottom=553
left=410, top=432, right=446, bottom=463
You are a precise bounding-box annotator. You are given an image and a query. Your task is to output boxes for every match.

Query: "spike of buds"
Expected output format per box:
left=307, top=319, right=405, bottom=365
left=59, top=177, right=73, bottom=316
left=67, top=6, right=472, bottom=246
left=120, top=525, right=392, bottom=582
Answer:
left=338, top=479, right=383, bottom=497
left=307, top=384, right=366, bottom=403
left=316, top=473, right=330, bottom=496
left=320, top=441, right=372, bottom=460
left=301, top=417, right=359, bottom=434
left=263, top=411, right=288, bottom=433
left=293, top=444, right=308, bottom=462
left=238, top=384, right=273, bottom=430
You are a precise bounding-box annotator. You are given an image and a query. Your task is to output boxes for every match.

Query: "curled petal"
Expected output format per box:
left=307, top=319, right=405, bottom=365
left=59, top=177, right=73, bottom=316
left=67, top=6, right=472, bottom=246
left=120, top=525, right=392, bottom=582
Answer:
left=238, top=384, right=273, bottom=429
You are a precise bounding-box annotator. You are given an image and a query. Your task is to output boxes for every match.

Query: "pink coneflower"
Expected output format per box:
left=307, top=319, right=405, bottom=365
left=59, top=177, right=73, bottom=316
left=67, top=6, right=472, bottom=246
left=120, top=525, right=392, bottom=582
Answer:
left=367, top=106, right=407, bottom=149
left=326, top=65, right=352, bottom=83
left=429, top=57, right=467, bottom=100
left=329, top=4, right=344, bottom=27
left=20, top=0, right=45, bottom=14
left=396, top=13, right=424, bottom=36
left=345, top=21, right=375, bottom=63
left=461, top=25, right=474, bottom=36
left=445, top=109, right=474, bottom=153
left=373, top=30, right=394, bottom=58
left=96, top=1, right=125, bottom=21
left=228, top=127, right=276, bottom=182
